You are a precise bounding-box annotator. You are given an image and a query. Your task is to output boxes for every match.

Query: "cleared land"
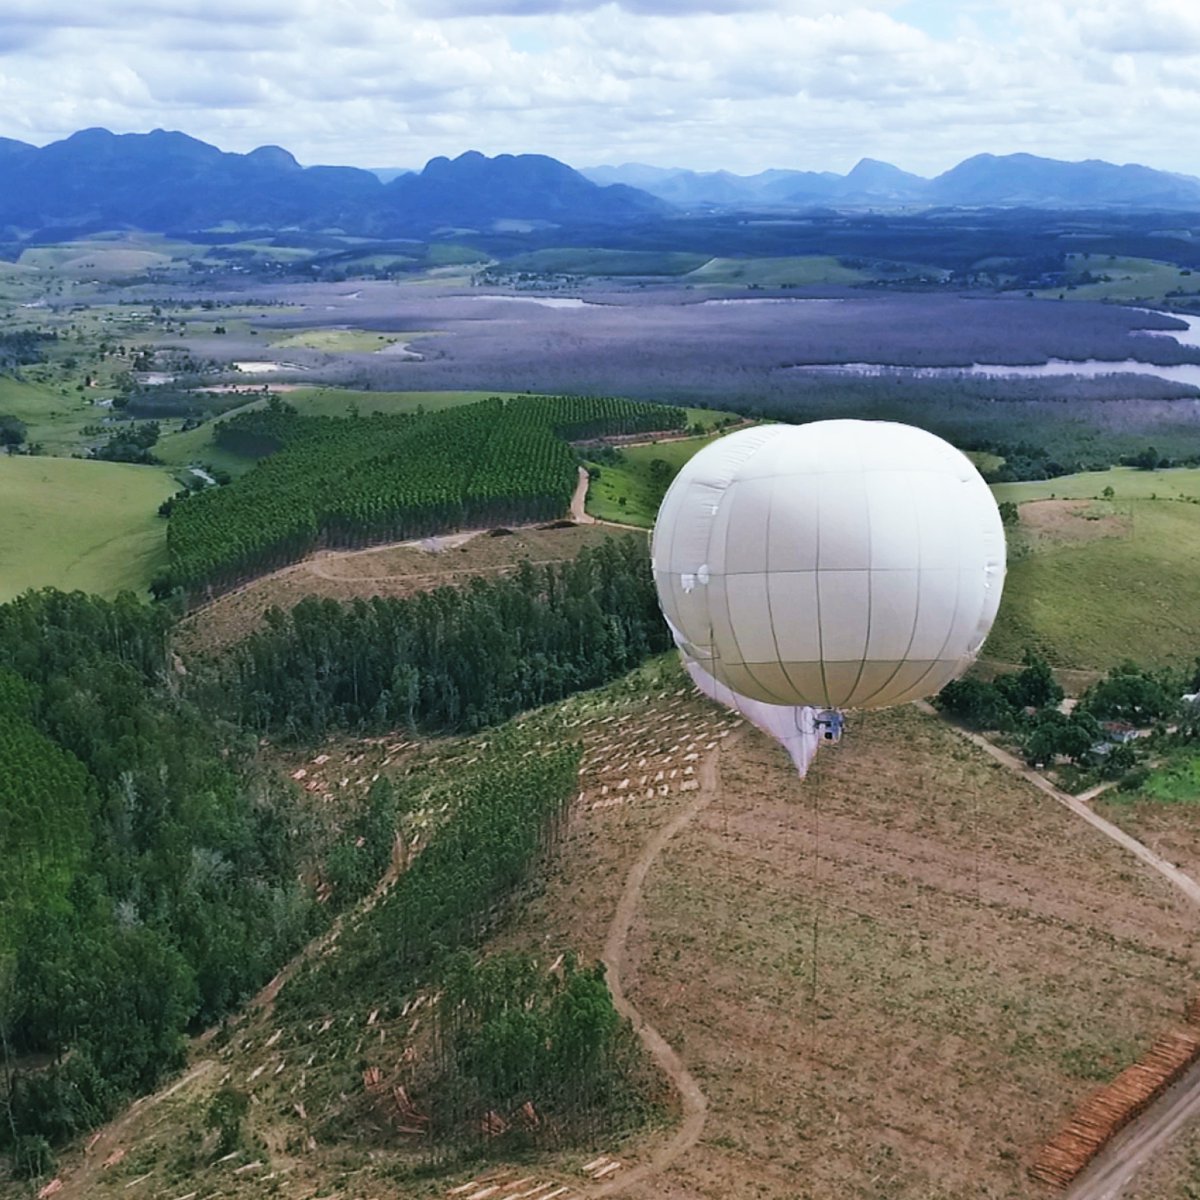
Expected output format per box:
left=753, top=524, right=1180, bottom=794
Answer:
left=176, top=523, right=635, bottom=654
left=503, top=696, right=1200, bottom=1198
left=269, top=328, right=432, bottom=353
left=0, top=456, right=175, bottom=601
left=13, top=668, right=1200, bottom=1199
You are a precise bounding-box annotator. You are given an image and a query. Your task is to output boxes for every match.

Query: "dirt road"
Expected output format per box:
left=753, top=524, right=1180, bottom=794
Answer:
left=918, top=702, right=1200, bottom=1199
left=589, top=745, right=724, bottom=1197
left=572, top=465, right=597, bottom=524
left=1063, top=1058, right=1200, bottom=1200
left=915, top=702, right=1200, bottom=907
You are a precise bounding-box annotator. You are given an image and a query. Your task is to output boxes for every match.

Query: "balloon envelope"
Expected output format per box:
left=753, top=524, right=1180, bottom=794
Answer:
left=652, top=420, right=1006, bottom=709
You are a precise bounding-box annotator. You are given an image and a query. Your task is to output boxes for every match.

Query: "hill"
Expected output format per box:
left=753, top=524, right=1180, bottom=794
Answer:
left=0, top=129, right=669, bottom=239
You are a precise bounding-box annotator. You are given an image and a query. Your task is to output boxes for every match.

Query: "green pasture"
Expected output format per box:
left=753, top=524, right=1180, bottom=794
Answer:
left=16, top=238, right=197, bottom=279
left=1037, top=254, right=1199, bottom=304
left=684, top=255, right=871, bottom=287
left=586, top=433, right=727, bottom=526
left=426, top=243, right=489, bottom=266
left=0, top=456, right=175, bottom=601
left=269, top=329, right=431, bottom=353
left=0, top=375, right=103, bottom=454
left=1139, top=755, right=1200, bottom=804
left=993, top=466, right=1200, bottom=504
left=499, top=247, right=709, bottom=276
left=984, top=498, right=1200, bottom=670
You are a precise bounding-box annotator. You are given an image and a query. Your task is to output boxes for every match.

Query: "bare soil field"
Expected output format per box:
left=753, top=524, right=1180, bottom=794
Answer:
left=513, top=704, right=1200, bottom=1200
left=1096, top=796, right=1200, bottom=894
left=177, top=522, right=634, bottom=654
left=1018, top=498, right=1133, bottom=548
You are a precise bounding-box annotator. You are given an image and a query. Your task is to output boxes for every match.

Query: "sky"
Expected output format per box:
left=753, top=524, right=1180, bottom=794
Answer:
left=0, top=0, right=1197, bottom=177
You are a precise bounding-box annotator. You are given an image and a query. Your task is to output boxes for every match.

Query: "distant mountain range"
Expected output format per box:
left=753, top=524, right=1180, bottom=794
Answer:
left=582, top=153, right=1200, bottom=211
left=1, top=129, right=1198, bottom=246
left=0, top=128, right=667, bottom=239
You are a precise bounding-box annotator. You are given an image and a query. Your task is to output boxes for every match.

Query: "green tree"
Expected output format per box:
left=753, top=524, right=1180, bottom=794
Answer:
left=205, top=1087, right=249, bottom=1155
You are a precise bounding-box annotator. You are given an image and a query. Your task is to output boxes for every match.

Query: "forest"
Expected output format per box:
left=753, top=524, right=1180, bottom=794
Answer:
left=161, top=394, right=685, bottom=597
left=0, top=533, right=668, bottom=1166
left=0, top=591, right=320, bottom=1160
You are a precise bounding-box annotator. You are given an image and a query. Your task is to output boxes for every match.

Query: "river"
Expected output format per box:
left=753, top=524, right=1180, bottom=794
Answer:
left=793, top=310, right=1200, bottom=391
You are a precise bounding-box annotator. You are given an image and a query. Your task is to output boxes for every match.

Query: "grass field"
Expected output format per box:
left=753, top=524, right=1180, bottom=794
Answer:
left=0, top=456, right=175, bottom=601
left=499, top=247, right=710, bottom=276
left=993, top=466, right=1200, bottom=503
left=0, top=374, right=102, bottom=455
left=1033, top=254, right=1200, bottom=304
left=586, top=434, right=721, bottom=525
left=985, top=496, right=1200, bottom=669
left=684, top=254, right=873, bottom=287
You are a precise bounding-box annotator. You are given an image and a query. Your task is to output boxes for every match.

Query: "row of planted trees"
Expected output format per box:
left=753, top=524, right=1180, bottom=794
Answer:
left=161, top=394, right=686, bottom=598
left=278, top=743, right=646, bottom=1157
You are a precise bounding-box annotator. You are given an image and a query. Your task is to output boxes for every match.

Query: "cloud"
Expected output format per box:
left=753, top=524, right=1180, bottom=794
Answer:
left=0, top=0, right=1198, bottom=177
left=1075, top=0, right=1200, bottom=55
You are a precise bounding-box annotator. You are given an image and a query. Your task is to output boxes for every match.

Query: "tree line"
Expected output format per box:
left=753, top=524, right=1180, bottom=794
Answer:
left=216, top=534, right=669, bottom=738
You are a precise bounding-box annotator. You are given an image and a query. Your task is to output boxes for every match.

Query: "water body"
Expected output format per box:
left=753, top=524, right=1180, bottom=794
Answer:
left=793, top=310, right=1200, bottom=391
left=806, top=358, right=1200, bottom=390
left=233, top=360, right=305, bottom=374
left=701, top=297, right=843, bottom=306
left=465, top=294, right=591, bottom=309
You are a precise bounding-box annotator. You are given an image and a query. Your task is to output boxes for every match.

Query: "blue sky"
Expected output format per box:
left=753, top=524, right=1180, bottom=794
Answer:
left=0, top=0, right=1197, bottom=176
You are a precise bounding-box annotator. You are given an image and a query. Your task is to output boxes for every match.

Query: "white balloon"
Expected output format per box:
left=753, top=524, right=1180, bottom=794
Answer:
left=652, top=420, right=1006, bottom=709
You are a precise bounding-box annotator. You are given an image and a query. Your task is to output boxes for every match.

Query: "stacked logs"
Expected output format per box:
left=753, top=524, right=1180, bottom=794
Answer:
left=1030, top=1027, right=1200, bottom=1189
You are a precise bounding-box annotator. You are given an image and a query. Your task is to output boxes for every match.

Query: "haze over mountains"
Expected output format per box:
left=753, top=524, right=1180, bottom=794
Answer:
left=582, top=154, right=1200, bottom=211
left=2, top=128, right=1200, bottom=244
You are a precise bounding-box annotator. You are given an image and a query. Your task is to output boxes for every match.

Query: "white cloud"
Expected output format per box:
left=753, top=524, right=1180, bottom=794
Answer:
left=0, top=0, right=1197, bottom=176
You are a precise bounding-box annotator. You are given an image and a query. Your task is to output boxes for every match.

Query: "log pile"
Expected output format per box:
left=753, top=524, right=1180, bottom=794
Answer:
left=1030, top=1028, right=1200, bottom=1189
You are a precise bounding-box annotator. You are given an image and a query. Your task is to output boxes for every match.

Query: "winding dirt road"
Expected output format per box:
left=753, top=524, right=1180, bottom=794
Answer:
left=589, top=745, right=724, bottom=1197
